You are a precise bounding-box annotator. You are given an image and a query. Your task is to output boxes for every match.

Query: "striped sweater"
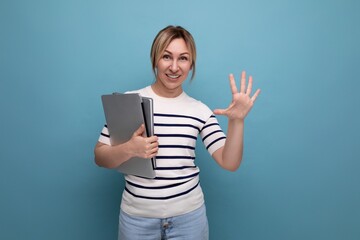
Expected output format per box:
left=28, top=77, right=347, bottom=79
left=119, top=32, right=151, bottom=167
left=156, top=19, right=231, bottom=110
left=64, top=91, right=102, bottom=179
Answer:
left=98, top=86, right=226, bottom=218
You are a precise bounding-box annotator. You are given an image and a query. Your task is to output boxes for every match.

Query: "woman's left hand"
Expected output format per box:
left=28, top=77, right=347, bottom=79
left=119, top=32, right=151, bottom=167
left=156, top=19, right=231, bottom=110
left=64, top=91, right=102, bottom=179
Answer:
left=213, top=71, right=261, bottom=120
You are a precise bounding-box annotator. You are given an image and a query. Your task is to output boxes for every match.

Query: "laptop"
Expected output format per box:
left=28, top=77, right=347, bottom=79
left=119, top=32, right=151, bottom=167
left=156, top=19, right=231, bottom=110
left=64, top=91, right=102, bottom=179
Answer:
left=101, top=93, right=156, bottom=178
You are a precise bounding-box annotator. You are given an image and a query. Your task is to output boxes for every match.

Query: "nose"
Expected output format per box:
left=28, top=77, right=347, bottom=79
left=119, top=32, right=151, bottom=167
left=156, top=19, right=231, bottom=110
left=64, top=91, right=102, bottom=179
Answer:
left=169, top=60, right=179, bottom=72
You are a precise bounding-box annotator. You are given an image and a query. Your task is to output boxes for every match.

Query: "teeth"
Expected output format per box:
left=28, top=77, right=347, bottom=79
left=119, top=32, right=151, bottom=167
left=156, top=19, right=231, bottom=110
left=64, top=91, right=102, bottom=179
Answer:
left=167, top=74, right=180, bottom=79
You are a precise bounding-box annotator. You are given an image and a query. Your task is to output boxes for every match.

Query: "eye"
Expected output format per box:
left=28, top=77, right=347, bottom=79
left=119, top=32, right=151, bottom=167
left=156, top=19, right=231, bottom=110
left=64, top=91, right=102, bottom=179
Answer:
left=179, top=56, right=189, bottom=61
left=162, top=54, right=172, bottom=60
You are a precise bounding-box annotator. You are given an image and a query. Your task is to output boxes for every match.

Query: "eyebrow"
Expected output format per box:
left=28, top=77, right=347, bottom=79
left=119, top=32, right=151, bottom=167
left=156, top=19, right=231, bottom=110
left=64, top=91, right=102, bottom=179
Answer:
left=164, top=50, right=190, bottom=56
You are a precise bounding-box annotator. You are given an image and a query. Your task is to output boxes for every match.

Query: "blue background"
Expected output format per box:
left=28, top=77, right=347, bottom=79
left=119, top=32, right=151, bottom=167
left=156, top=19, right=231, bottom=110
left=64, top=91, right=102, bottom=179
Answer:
left=1, top=0, right=359, bottom=239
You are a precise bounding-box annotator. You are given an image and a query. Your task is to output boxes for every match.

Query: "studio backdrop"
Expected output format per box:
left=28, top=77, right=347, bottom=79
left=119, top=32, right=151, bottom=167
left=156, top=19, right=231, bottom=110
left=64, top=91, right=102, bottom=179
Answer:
left=1, top=0, right=359, bottom=239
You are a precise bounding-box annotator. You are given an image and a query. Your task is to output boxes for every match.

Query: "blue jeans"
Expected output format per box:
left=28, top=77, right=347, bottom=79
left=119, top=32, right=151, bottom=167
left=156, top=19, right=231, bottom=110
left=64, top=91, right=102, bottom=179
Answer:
left=118, top=204, right=209, bottom=240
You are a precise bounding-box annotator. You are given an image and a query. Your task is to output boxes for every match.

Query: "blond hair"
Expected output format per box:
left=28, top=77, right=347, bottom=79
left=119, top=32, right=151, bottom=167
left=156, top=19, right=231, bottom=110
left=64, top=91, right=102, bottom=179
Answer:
left=150, top=25, right=197, bottom=80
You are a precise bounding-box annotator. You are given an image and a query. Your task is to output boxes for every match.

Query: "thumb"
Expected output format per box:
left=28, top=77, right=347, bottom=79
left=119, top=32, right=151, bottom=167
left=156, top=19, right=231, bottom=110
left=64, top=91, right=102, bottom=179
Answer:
left=213, top=109, right=227, bottom=115
left=133, top=124, right=145, bottom=137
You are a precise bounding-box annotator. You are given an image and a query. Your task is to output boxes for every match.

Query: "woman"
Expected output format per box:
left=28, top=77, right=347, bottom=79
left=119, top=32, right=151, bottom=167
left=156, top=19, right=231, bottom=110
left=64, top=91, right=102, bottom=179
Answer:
left=94, top=25, right=260, bottom=240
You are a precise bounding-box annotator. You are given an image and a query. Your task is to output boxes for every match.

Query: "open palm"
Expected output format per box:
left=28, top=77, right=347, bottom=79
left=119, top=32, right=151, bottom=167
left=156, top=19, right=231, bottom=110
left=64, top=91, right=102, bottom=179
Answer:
left=214, top=71, right=261, bottom=120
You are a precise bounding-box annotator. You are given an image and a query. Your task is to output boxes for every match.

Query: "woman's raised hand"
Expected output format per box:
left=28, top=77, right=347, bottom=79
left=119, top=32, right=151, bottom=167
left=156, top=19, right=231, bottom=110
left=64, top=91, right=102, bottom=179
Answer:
left=213, top=71, right=261, bottom=121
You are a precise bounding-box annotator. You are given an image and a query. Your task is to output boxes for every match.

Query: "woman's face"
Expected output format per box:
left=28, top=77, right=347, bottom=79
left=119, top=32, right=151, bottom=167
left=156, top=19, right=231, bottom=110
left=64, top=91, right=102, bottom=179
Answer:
left=153, top=38, right=192, bottom=98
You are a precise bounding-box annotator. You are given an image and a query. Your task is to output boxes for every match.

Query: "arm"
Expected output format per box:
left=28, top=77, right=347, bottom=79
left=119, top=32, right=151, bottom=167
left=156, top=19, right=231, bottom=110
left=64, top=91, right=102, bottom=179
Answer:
left=212, top=71, right=261, bottom=171
left=94, top=124, right=159, bottom=169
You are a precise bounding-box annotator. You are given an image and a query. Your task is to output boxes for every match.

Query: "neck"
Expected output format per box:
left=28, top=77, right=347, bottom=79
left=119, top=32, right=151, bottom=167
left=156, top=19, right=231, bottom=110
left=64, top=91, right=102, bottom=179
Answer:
left=151, top=82, right=183, bottom=98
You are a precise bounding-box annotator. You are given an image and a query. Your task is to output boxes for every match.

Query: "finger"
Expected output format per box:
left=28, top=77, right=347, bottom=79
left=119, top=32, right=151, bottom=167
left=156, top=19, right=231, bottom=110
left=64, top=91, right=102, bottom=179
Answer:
left=229, top=74, right=238, bottom=94
left=149, top=140, right=159, bottom=149
left=246, top=76, right=253, bottom=96
left=150, top=145, right=158, bottom=153
left=133, top=124, right=145, bottom=136
left=240, top=71, right=246, bottom=94
left=145, top=144, right=158, bottom=157
left=251, top=89, right=261, bottom=102
left=147, top=135, right=158, bottom=143
left=213, top=108, right=227, bottom=115
left=148, top=149, right=158, bottom=158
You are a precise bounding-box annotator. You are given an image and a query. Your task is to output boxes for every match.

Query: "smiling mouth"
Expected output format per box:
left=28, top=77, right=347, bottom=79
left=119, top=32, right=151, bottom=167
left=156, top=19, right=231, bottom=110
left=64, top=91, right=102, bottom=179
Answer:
left=166, top=74, right=181, bottom=79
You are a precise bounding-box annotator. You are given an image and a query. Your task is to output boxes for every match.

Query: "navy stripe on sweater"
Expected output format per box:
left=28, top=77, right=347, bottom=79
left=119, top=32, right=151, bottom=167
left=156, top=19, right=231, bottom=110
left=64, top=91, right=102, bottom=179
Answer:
left=125, top=181, right=200, bottom=200
left=126, top=179, right=192, bottom=190
left=154, top=113, right=205, bottom=124
left=156, top=134, right=197, bottom=140
left=155, top=123, right=201, bottom=132
left=158, top=145, right=195, bottom=150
